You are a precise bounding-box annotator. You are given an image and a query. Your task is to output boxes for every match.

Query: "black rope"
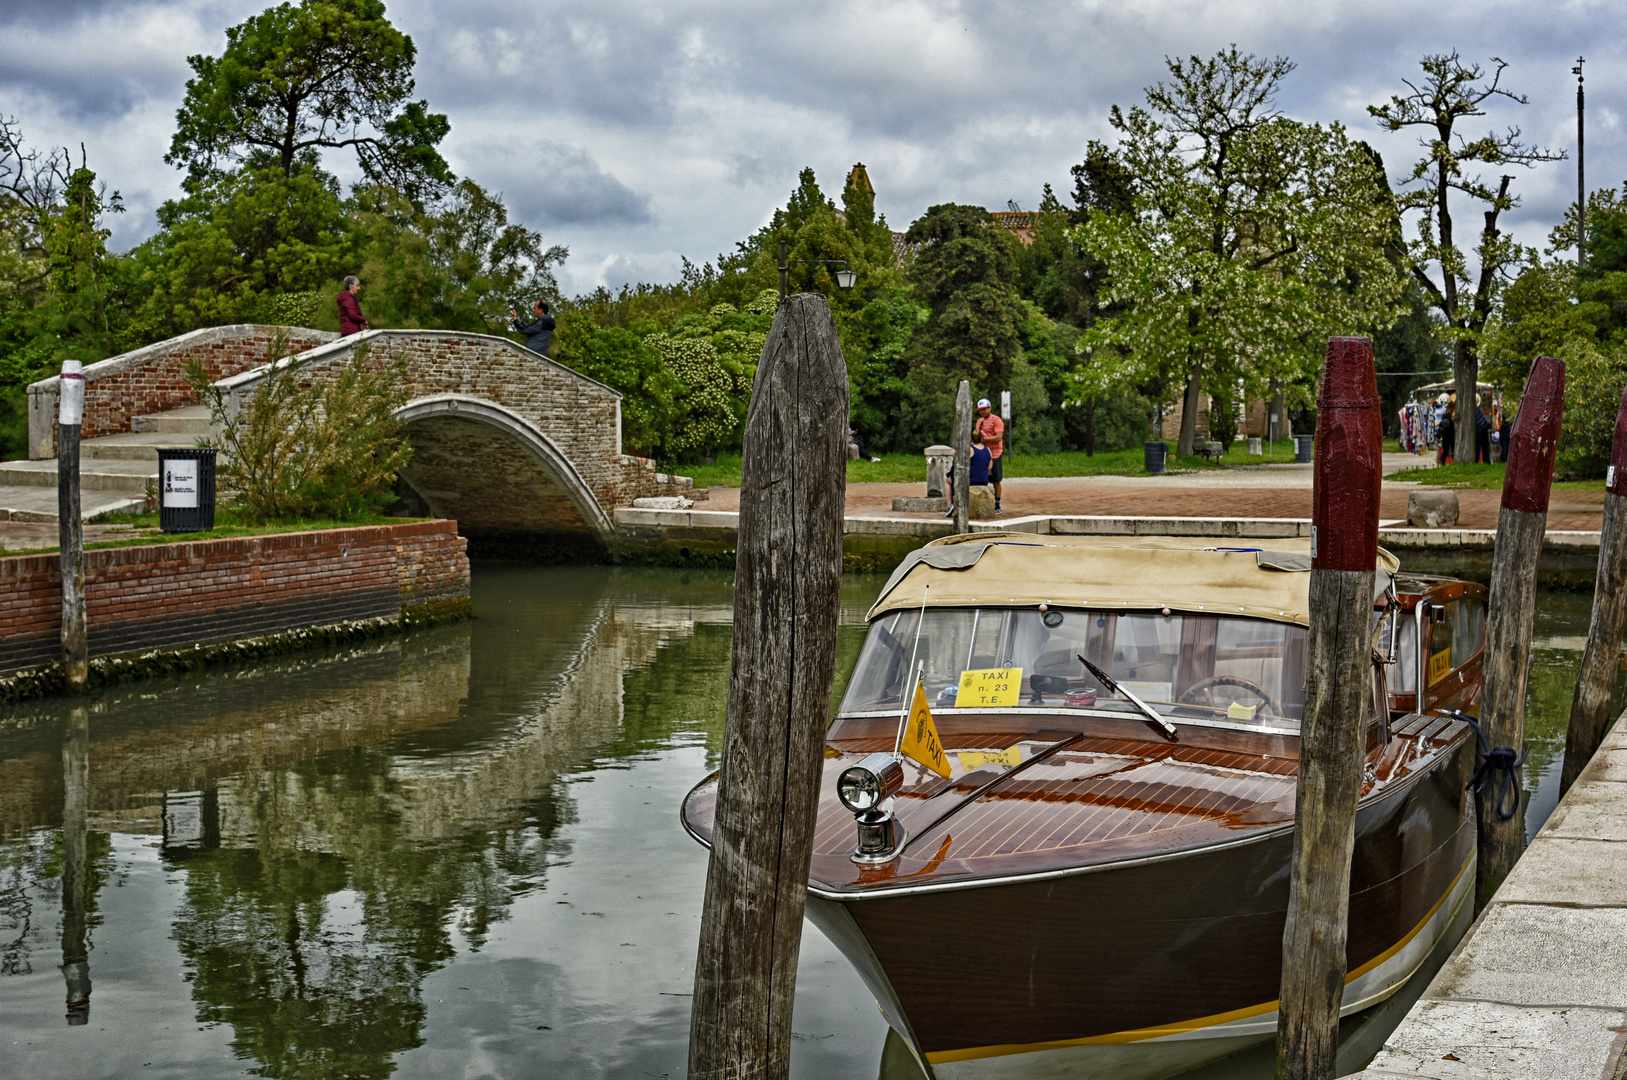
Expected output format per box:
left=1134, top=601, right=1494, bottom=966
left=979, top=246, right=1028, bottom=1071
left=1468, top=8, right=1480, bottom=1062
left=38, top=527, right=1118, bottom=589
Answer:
left=1450, top=711, right=1528, bottom=820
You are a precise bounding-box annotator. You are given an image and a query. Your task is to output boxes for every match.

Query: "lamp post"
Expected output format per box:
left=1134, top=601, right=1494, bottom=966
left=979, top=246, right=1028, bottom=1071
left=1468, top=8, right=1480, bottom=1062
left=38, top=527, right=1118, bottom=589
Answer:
left=1575, top=57, right=1586, bottom=269
left=778, top=238, right=857, bottom=300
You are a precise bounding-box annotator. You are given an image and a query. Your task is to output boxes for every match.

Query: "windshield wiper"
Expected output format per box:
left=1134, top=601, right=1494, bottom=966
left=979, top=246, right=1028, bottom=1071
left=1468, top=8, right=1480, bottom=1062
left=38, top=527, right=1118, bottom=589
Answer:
left=1078, top=655, right=1178, bottom=740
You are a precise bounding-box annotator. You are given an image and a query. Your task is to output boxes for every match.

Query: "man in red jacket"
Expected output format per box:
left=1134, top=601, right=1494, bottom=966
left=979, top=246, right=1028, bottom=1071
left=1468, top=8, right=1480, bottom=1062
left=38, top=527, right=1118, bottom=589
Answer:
left=337, top=276, right=369, bottom=336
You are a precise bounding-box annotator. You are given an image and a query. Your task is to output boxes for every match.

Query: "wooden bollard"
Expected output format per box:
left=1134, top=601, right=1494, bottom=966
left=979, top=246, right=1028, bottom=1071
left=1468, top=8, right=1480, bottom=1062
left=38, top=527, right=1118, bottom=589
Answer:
left=1477, top=355, right=1565, bottom=903
left=1276, top=338, right=1382, bottom=1080
left=688, top=293, right=848, bottom=1080
left=57, top=360, right=88, bottom=693
left=951, top=380, right=973, bottom=533
left=1561, top=386, right=1627, bottom=795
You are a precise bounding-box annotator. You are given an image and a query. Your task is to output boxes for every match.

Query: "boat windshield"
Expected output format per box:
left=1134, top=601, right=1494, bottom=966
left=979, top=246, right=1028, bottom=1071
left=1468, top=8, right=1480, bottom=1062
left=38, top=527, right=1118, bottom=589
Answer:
left=841, top=607, right=1307, bottom=727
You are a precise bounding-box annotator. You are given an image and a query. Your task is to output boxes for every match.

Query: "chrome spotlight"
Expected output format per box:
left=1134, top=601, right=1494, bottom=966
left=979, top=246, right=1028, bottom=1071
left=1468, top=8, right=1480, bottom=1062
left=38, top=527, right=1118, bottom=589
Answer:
left=838, top=753, right=905, bottom=864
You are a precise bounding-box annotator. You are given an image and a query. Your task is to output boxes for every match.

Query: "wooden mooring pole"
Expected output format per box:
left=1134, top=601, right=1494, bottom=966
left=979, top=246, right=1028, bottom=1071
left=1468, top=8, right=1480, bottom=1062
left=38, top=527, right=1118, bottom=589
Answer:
left=1477, top=355, right=1565, bottom=905
left=951, top=380, right=972, bottom=534
left=1276, top=338, right=1382, bottom=1080
left=687, top=293, right=848, bottom=1080
left=1560, top=386, right=1627, bottom=796
left=57, top=360, right=88, bottom=693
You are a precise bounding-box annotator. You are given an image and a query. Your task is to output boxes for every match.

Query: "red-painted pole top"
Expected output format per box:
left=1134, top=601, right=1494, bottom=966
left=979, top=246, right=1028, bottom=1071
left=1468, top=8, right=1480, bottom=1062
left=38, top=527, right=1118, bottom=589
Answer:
left=1312, top=337, right=1382, bottom=572
left=1502, top=356, right=1566, bottom=514
left=1608, top=384, right=1627, bottom=497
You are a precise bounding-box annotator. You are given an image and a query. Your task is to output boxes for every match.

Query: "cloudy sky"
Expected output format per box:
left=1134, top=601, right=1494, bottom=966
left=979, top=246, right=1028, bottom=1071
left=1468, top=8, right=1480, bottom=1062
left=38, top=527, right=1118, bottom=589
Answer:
left=0, top=0, right=1617, bottom=296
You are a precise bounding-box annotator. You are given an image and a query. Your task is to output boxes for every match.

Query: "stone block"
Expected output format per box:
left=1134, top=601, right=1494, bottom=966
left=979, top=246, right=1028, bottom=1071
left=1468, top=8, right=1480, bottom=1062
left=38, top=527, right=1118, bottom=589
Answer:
left=892, top=496, right=948, bottom=512
left=968, top=485, right=996, bottom=520
left=631, top=496, right=693, bottom=510
left=1361, top=998, right=1627, bottom=1080
left=1247, top=437, right=1262, bottom=454
left=1407, top=489, right=1460, bottom=528
left=924, top=445, right=953, bottom=497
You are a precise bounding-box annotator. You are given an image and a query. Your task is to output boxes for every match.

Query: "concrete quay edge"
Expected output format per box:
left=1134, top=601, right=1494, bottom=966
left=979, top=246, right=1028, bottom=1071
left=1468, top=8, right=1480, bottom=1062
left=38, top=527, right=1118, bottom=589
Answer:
left=1347, top=713, right=1627, bottom=1080
left=610, top=507, right=1602, bottom=552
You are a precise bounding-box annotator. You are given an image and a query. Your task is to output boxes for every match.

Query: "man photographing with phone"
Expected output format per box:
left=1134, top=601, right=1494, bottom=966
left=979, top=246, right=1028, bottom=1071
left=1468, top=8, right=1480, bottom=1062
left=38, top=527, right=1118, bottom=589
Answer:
left=509, top=300, right=556, bottom=357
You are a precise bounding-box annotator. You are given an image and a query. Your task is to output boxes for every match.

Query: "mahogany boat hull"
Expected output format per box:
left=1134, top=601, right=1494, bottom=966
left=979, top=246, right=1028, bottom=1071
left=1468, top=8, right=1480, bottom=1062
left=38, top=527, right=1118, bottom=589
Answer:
left=802, top=735, right=1476, bottom=1079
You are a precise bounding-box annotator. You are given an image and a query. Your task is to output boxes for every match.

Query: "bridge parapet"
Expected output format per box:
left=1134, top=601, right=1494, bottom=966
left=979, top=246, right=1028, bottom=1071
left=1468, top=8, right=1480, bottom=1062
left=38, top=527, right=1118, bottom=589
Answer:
left=217, top=329, right=692, bottom=540
left=26, top=324, right=337, bottom=459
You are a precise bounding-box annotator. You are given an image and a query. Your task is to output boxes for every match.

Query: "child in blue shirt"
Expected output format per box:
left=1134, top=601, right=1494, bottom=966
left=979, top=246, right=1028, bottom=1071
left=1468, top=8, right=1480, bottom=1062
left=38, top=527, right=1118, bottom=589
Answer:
left=945, top=432, right=993, bottom=516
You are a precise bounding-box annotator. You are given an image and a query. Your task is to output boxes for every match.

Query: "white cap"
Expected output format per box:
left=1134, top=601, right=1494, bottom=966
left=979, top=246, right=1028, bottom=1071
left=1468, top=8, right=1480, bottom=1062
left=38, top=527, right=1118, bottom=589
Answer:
left=977, top=398, right=991, bottom=408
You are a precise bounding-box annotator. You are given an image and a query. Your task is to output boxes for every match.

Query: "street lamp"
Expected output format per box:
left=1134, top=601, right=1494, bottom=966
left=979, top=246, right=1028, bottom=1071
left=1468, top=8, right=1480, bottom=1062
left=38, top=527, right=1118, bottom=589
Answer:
left=779, top=238, right=858, bottom=300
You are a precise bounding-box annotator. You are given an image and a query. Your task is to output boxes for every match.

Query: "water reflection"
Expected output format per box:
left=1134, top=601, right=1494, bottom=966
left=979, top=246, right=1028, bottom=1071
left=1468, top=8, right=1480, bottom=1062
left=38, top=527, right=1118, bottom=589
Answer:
left=0, top=566, right=881, bottom=1079
left=0, top=569, right=1606, bottom=1080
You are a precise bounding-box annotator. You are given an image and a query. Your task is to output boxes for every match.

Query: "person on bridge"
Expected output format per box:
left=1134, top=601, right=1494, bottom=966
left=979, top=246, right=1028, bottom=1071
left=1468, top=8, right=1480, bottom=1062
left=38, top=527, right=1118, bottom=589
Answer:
left=337, top=276, right=369, bottom=336
left=509, top=300, right=556, bottom=357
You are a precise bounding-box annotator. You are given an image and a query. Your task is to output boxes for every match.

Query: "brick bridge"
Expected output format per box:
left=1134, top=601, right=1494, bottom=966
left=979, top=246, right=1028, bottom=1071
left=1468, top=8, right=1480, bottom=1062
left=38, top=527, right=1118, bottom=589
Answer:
left=26, top=324, right=691, bottom=545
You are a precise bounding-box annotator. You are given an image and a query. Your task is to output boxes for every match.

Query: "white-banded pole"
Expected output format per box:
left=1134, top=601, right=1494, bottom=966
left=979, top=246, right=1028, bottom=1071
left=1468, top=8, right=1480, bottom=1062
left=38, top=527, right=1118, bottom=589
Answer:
left=57, top=360, right=88, bottom=693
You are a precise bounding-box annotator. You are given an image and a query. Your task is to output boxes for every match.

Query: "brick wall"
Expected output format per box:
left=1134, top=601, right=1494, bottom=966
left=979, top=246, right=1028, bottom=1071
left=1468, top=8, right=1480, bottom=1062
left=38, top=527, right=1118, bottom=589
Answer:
left=0, top=520, right=468, bottom=674
left=27, top=325, right=336, bottom=457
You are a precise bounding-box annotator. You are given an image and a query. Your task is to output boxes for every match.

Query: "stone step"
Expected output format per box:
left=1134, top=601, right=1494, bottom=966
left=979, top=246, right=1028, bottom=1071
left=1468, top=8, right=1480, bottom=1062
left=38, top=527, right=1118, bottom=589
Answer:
left=82, top=432, right=208, bottom=462
left=130, top=405, right=215, bottom=435
left=0, top=484, right=145, bottom=523
left=0, top=459, right=155, bottom=493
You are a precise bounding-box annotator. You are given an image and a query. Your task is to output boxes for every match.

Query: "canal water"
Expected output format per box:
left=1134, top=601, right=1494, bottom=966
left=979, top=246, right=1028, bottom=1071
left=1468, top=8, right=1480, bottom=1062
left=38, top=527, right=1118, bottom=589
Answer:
left=0, top=566, right=1614, bottom=1079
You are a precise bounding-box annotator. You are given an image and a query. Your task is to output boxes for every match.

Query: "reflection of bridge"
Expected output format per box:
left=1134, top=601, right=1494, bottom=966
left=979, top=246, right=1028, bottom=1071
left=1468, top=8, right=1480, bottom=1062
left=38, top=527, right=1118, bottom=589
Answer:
left=19, top=325, right=693, bottom=545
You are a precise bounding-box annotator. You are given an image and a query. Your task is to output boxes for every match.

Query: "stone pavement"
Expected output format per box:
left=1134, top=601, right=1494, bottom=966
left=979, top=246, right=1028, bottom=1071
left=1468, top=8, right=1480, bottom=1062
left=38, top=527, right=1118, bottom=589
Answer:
left=1349, top=712, right=1627, bottom=1080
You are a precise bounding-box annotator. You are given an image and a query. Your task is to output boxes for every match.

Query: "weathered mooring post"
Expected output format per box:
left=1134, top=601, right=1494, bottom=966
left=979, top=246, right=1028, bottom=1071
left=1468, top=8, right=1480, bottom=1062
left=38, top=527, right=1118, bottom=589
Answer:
left=687, top=293, right=848, bottom=1080
left=1276, top=338, right=1382, bottom=1080
left=1477, top=355, right=1565, bottom=904
left=61, top=703, right=91, bottom=1024
left=1561, top=385, right=1627, bottom=796
left=951, top=380, right=973, bottom=534
left=57, top=360, right=88, bottom=693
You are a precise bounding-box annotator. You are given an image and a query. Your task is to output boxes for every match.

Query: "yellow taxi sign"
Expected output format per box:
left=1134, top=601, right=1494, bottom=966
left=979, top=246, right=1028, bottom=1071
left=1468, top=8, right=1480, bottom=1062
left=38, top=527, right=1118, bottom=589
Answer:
left=901, top=680, right=951, bottom=778
left=953, top=667, right=1024, bottom=708
left=959, top=745, right=1022, bottom=770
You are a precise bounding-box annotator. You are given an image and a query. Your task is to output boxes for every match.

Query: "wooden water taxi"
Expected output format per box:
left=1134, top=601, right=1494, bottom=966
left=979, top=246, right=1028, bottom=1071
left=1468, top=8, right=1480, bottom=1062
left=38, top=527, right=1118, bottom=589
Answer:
left=682, top=534, right=1485, bottom=1079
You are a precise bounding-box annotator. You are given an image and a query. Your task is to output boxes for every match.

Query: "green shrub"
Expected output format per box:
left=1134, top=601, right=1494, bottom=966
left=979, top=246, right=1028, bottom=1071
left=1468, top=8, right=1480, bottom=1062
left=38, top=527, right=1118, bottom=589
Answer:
left=1555, top=338, right=1627, bottom=480
left=188, top=336, right=413, bottom=521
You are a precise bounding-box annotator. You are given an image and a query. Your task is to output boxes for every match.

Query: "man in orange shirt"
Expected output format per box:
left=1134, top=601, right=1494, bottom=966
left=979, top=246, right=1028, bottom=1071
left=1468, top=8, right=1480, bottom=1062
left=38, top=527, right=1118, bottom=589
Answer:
left=975, top=398, right=1005, bottom=514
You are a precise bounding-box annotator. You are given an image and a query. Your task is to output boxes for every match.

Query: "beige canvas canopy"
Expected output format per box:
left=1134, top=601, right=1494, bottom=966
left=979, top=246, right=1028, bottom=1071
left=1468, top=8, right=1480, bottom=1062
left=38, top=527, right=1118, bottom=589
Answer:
left=869, top=534, right=1400, bottom=627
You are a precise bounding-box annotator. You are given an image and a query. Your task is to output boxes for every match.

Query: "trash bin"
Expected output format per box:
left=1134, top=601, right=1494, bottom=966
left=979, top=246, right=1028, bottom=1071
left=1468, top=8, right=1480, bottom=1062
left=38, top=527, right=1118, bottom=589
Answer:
left=1144, top=441, right=1168, bottom=475
left=157, top=448, right=217, bottom=533
left=1293, top=434, right=1314, bottom=464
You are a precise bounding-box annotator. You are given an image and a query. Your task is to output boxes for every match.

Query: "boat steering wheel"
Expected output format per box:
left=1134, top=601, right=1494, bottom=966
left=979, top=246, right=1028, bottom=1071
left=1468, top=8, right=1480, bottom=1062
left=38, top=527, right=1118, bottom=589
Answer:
left=1178, top=675, right=1286, bottom=720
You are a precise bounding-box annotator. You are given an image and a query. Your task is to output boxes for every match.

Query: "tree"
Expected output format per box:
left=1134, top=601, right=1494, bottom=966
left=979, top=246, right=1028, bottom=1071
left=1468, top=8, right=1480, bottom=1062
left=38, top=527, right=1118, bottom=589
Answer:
left=130, top=160, right=350, bottom=336
left=167, top=0, right=451, bottom=204
left=353, top=179, right=567, bottom=332
left=1368, top=52, right=1563, bottom=462
left=897, top=203, right=1028, bottom=448
left=1076, top=48, right=1406, bottom=455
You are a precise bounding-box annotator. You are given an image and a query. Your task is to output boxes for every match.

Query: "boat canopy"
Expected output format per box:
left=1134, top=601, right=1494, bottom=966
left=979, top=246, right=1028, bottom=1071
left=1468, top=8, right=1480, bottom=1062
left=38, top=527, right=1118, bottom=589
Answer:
left=869, top=534, right=1399, bottom=627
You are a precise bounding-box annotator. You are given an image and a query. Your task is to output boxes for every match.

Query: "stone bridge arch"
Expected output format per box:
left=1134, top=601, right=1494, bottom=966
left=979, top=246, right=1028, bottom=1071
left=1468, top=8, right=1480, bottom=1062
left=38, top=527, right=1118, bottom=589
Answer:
left=212, top=329, right=693, bottom=552
left=393, top=395, right=615, bottom=545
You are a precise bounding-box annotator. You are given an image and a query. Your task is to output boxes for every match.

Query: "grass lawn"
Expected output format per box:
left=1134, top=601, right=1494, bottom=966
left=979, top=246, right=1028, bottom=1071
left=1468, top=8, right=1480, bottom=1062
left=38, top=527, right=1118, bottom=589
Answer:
left=4, top=509, right=426, bottom=557
left=677, top=439, right=1307, bottom=489
left=1388, top=461, right=1602, bottom=493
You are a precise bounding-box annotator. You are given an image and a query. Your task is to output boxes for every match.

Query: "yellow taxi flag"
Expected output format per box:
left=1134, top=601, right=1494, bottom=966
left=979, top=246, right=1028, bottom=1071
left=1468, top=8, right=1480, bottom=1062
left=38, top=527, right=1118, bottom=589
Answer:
left=901, top=680, right=951, bottom=778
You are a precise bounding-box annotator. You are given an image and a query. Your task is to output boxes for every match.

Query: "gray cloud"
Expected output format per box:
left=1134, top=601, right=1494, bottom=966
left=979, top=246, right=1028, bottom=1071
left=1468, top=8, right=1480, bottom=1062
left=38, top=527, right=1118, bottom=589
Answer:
left=0, top=0, right=1619, bottom=292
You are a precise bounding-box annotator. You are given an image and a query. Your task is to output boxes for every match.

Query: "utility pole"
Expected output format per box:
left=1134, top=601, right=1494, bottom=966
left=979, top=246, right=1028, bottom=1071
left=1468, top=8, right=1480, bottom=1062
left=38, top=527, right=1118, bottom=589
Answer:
left=1575, top=57, right=1586, bottom=268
